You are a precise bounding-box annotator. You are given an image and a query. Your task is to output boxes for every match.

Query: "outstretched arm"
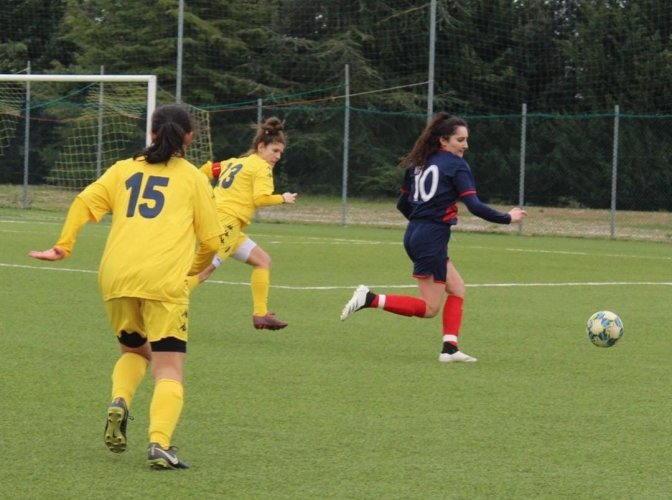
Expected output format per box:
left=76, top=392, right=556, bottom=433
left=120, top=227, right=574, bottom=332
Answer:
left=462, top=193, right=527, bottom=224
left=28, top=247, right=68, bottom=261
left=254, top=192, right=297, bottom=206
left=507, top=206, right=527, bottom=223
left=280, top=192, right=297, bottom=204
left=28, top=197, right=94, bottom=261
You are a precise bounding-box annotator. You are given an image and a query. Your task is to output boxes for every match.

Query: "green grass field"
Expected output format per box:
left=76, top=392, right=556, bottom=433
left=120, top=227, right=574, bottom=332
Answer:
left=2, top=207, right=671, bottom=499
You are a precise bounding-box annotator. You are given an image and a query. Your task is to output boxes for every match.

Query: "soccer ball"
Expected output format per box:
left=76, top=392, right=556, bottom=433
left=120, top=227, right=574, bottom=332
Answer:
left=586, top=311, right=624, bottom=347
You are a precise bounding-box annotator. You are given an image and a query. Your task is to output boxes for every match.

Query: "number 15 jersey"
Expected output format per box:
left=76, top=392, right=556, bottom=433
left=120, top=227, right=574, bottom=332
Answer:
left=77, top=156, right=222, bottom=304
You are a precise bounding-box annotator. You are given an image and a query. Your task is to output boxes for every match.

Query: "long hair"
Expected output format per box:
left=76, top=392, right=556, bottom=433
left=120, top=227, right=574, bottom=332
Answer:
left=401, top=112, right=468, bottom=168
left=244, top=116, right=286, bottom=156
left=134, top=104, right=193, bottom=164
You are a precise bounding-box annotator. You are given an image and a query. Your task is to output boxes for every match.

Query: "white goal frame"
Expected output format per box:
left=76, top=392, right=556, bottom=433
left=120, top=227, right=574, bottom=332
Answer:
left=0, top=73, right=157, bottom=207
left=0, top=73, right=157, bottom=145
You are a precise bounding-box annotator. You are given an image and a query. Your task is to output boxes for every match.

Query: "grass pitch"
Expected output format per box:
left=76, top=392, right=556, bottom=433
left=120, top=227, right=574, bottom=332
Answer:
left=1, top=207, right=671, bottom=499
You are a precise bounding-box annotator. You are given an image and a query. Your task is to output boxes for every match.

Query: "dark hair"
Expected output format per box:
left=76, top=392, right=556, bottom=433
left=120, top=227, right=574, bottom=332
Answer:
left=134, top=104, right=193, bottom=164
left=401, top=112, right=468, bottom=168
left=245, top=116, right=285, bottom=155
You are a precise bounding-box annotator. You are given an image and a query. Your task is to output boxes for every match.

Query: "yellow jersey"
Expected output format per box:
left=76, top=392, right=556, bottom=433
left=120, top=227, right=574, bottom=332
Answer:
left=77, top=156, right=222, bottom=304
left=201, top=153, right=283, bottom=226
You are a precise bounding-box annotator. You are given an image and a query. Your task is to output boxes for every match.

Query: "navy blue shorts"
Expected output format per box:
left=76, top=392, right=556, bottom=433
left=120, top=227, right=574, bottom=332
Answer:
left=403, top=220, right=451, bottom=283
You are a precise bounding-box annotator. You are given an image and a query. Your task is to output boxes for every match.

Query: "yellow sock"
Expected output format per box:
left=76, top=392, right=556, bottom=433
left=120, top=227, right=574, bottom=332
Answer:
left=251, top=267, right=270, bottom=316
left=148, top=379, right=184, bottom=449
left=111, top=352, right=148, bottom=407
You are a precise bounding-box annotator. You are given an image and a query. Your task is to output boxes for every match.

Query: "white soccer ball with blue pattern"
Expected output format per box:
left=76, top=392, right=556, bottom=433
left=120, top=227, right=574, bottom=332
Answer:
left=586, top=311, right=624, bottom=347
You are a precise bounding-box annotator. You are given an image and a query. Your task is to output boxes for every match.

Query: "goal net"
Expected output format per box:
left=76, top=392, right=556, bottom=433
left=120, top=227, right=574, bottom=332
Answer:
left=0, top=74, right=212, bottom=191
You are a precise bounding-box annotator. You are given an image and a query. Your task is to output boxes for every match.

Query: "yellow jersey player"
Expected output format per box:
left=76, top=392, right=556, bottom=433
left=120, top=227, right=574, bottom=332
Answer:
left=29, top=105, right=224, bottom=470
left=190, top=116, right=298, bottom=330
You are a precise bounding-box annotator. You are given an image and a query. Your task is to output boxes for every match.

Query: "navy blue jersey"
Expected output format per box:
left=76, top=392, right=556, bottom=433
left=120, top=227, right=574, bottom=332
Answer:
left=397, top=151, right=511, bottom=226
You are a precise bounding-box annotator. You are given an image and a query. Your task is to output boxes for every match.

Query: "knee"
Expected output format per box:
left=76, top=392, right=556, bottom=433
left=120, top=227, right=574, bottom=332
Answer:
left=249, top=250, right=271, bottom=269
left=424, top=302, right=441, bottom=317
left=446, top=281, right=466, bottom=298
left=253, top=256, right=271, bottom=269
left=258, top=254, right=272, bottom=269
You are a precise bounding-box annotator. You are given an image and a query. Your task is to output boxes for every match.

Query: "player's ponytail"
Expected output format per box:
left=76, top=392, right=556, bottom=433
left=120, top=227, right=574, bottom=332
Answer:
left=401, top=112, right=467, bottom=168
left=134, top=104, right=194, bottom=164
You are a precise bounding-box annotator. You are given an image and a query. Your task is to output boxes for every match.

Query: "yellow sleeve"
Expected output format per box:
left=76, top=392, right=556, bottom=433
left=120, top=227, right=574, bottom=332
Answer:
left=254, top=194, right=284, bottom=207
left=251, top=161, right=280, bottom=207
left=193, top=171, right=224, bottom=243
left=189, top=171, right=225, bottom=275
left=188, top=234, right=222, bottom=276
left=76, top=165, right=116, bottom=221
left=199, top=161, right=215, bottom=181
left=54, top=196, right=97, bottom=257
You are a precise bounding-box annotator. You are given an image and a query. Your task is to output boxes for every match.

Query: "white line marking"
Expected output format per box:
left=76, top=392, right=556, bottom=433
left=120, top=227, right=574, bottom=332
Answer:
left=3, top=220, right=669, bottom=258
left=0, top=219, right=65, bottom=226
left=1, top=262, right=96, bottom=274
left=502, top=247, right=672, bottom=261
left=3, top=263, right=671, bottom=290
left=203, top=281, right=670, bottom=290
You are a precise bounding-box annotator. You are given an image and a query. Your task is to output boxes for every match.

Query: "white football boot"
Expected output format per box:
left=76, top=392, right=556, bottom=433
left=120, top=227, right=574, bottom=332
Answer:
left=340, top=285, right=370, bottom=321
left=438, top=351, right=478, bottom=363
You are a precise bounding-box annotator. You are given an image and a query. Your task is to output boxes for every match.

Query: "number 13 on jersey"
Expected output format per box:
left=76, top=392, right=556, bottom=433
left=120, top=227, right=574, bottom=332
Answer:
left=218, top=162, right=243, bottom=189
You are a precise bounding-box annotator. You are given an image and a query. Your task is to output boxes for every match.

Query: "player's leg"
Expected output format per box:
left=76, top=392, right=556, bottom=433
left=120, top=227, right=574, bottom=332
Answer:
left=147, top=350, right=188, bottom=470
left=103, top=298, right=151, bottom=453
left=145, top=300, right=189, bottom=470
left=340, top=277, right=443, bottom=321
left=235, top=238, right=288, bottom=330
left=340, top=220, right=444, bottom=321
left=438, top=261, right=476, bottom=363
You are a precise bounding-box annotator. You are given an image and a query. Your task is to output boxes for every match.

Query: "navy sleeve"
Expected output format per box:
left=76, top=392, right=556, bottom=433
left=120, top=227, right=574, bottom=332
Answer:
left=461, top=193, right=511, bottom=224
left=396, top=169, right=413, bottom=220
left=453, top=160, right=477, bottom=197
left=396, top=190, right=412, bottom=220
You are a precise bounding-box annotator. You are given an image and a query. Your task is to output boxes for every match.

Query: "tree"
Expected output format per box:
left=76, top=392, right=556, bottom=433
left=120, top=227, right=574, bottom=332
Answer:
left=562, top=0, right=672, bottom=112
left=0, top=0, right=69, bottom=73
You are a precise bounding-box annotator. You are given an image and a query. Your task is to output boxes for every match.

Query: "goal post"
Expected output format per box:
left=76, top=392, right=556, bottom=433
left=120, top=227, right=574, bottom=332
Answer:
left=0, top=74, right=157, bottom=146
left=0, top=73, right=212, bottom=206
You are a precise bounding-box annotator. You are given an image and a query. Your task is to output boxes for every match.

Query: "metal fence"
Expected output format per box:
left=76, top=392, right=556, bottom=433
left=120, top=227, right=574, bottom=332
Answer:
left=2, top=89, right=671, bottom=242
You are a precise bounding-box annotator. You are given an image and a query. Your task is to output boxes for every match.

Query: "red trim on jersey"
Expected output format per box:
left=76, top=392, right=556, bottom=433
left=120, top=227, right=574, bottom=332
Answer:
left=443, top=203, right=458, bottom=222
left=211, top=162, right=222, bottom=179
left=399, top=187, right=410, bottom=194
left=459, top=189, right=476, bottom=198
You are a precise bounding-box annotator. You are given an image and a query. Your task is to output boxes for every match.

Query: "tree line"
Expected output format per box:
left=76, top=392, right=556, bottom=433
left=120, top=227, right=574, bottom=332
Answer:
left=2, top=0, right=671, bottom=210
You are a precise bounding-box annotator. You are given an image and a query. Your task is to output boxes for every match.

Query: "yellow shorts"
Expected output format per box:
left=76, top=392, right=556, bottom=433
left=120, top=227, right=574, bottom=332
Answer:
left=104, top=297, right=189, bottom=344
left=218, top=213, right=249, bottom=261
